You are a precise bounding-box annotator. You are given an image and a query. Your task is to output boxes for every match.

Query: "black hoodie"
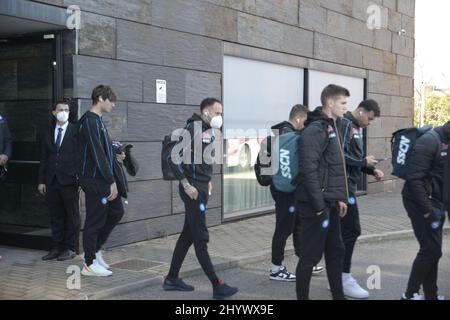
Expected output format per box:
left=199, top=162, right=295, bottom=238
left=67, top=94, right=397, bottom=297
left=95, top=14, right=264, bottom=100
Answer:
left=168, top=113, right=216, bottom=191
left=339, top=111, right=376, bottom=194
left=295, top=107, right=349, bottom=212
left=402, top=122, right=450, bottom=214
left=77, top=111, right=116, bottom=183
left=445, top=122, right=450, bottom=212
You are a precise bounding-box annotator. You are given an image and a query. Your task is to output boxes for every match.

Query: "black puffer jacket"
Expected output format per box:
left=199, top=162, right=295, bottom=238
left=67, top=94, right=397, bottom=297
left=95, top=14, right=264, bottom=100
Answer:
left=339, top=112, right=376, bottom=194
left=402, top=122, right=450, bottom=214
left=295, top=107, right=349, bottom=212
left=445, top=124, right=450, bottom=211
left=168, top=113, right=215, bottom=191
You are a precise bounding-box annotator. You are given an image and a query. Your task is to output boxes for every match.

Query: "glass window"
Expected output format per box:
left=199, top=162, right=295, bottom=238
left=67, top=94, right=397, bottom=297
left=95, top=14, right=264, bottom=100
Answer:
left=308, top=70, right=365, bottom=112
left=223, top=56, right=304, bottom=218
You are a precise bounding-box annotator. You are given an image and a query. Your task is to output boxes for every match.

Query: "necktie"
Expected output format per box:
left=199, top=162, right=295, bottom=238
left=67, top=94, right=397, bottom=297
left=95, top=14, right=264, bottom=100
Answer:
left=56, top=127, right=63, bottom=151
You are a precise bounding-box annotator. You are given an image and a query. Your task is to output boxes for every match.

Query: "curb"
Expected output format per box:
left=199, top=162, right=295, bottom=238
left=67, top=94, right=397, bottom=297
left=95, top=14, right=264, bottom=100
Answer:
left=89, top=226, right=450, bottom=299
left=74, top=275, right=163, bottom=300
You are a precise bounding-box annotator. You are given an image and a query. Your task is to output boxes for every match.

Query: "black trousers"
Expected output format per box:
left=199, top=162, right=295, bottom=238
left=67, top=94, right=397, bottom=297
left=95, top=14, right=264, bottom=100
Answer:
left=403, top=197, right=444, bottom=300
left=340, top=192, right=361, bottom=274
left=82, top=182, right=124, bottom=266
left=46, top=177, right=80, bottom=252
left=270, top=186, right=299, bottom=266
left=168, top=184, right=218, bottom=285
left=295, top=202, right=345, bottom=300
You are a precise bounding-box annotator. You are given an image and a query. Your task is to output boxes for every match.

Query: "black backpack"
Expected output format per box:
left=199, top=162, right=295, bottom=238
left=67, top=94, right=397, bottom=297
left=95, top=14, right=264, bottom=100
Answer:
left=254, top=136, right=273, bottom=187
left=161, top=124, right=192, bottom=181
left=391, top=125, right=442, bottom=179
left=161, top=134, right=179, bottom=181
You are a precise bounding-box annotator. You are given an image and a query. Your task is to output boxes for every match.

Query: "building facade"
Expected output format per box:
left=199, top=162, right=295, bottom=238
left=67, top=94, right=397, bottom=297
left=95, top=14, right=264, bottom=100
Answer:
left=0, top=0, right=415, bottom=249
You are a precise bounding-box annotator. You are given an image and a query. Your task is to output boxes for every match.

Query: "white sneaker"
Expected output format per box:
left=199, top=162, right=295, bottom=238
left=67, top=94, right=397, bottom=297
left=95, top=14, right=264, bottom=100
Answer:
left=342, top=274, right=369, bottom=299
left=312, top=265, right=325, bottom=275
left=96, top=250, right=110, bottom=270
left=401, top=293, right=424, bottom=300
left=269, top=266, right=296, bottom=282
left=81, top=260, right=113, bottom=277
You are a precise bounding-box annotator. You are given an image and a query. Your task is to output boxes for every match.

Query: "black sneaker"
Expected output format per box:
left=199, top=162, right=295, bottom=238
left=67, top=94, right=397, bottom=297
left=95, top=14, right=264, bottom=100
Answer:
left=57, top=249, right=77, bottom=261
left=42, top=248, right=62, bottom=261
left=213, top=280, right=239, bottom=300
left=312, top=265, right=325, bottom=275
left=163, top=277, right=194, bottom=292
left=269, top=266, right=296, bottom=282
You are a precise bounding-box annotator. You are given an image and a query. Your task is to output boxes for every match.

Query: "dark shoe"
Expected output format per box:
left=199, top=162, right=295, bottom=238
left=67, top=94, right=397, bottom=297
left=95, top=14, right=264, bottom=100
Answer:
left=163, top=277, right=194, bottom=292
left=57, top=249, right=77, bottom=261
left=42, top=248, right=62, bottom=261
left=213, top=280, right=239, bottom=300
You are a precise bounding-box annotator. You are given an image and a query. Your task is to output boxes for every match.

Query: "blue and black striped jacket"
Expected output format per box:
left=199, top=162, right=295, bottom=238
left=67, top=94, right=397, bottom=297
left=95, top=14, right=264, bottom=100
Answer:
left=77, top=111, right=115, bottom=185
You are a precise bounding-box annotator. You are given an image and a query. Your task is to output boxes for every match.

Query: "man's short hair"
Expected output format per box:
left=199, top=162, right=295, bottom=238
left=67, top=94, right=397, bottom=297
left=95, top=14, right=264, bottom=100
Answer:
left=289, top=104, right=309, bottom=120
left=358, top=99, right=381, bottom=117
left=200, top=98, right=222, bottom=112
left=91, top=85, right=117, bottom=105
left=52, top=99, right=71, bottom=111
left=321, top=84, right=350, bottom=106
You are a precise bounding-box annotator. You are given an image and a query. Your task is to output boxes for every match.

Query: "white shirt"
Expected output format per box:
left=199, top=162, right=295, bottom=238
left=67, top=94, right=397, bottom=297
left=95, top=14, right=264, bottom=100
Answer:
left=54, top=121, right=69, bottom=147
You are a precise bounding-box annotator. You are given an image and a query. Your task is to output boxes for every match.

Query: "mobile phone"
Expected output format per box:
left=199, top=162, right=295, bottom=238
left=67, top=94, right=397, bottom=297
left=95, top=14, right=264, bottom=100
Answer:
left=375, top=157, right=388, bottom=162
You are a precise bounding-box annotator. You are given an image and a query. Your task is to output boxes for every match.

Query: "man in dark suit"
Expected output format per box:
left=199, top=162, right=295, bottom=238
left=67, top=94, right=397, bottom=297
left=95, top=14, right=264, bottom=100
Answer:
left=38, top=100, right=80, bottom=261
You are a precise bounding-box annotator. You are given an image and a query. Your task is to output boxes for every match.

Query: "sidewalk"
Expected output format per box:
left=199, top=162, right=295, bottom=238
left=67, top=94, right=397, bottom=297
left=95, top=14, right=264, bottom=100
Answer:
left=0, top=192, right=445, bottom=300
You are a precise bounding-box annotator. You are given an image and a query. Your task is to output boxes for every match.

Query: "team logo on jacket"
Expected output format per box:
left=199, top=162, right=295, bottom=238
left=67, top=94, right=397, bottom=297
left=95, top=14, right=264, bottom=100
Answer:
left=442, top=143, right=448, bottom=157
left=202, top=132, right=212, bottom=144
left=352, top=128, right=361, bottom=139
left=327, top=125, right=336, bottom=139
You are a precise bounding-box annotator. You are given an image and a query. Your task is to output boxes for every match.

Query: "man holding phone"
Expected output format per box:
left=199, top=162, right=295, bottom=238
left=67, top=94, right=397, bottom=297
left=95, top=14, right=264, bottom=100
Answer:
left=338, top=99, right=384, bottom=299
left=77, top=85, right=125, bottom=277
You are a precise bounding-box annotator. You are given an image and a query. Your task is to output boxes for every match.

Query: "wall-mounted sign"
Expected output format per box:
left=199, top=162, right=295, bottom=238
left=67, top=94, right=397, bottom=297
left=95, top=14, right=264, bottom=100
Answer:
left=156, top=79, right=167, bottom=104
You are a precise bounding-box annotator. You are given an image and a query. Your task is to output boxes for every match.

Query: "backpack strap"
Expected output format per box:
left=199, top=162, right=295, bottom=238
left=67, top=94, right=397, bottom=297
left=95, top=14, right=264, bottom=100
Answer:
left=429, top=129, right=443, bottom=165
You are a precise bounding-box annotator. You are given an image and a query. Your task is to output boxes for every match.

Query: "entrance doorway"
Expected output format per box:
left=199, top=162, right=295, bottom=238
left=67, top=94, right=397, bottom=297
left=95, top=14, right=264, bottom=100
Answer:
left=0, top=33, right=63, bottom=249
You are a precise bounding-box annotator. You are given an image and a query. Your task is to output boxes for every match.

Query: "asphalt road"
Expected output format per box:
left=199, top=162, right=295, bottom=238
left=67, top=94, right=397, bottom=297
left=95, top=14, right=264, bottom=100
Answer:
left=109, top=235, right=450, bottom=300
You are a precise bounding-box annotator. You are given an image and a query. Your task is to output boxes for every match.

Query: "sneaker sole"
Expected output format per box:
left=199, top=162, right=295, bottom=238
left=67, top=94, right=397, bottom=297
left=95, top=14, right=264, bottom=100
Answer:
left=269, top=276, right=296, bottom=282
left=163, top=285, right=194, bottom=292
left=344, top=294, right=370, bottom=300
left=312, top=269, right=325, bottom=275
left=81, top=271, right=113, bottom=277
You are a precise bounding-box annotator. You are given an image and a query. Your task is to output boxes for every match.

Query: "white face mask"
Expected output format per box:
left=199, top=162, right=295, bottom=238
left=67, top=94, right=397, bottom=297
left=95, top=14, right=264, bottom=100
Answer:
left=210, top=115, right=223, bottom=129
left=56, top=111, right=69, bottom=123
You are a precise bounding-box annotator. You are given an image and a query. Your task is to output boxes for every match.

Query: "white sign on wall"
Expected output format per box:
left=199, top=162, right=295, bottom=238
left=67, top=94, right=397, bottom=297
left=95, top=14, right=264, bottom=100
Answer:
left=156, top=79, right=167, bottom=104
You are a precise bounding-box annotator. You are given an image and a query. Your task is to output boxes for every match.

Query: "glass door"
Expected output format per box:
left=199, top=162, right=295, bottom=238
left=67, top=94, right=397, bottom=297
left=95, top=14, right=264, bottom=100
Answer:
left=0, top=34, right=60, bottom=249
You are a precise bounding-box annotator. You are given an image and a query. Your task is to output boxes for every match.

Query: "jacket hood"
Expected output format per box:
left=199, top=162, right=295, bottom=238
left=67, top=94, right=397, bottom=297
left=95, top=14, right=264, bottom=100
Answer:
left=271, top=121, right=295, bottom=132
left=187, top=113, right=211, bottom=130
left=304, top=107, right=333, bottom=127
left=444, top=122, right=450, bottom=140
left=78, top=111, right=100, bottom=125
left=344, top=111, right=359, bottom=128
